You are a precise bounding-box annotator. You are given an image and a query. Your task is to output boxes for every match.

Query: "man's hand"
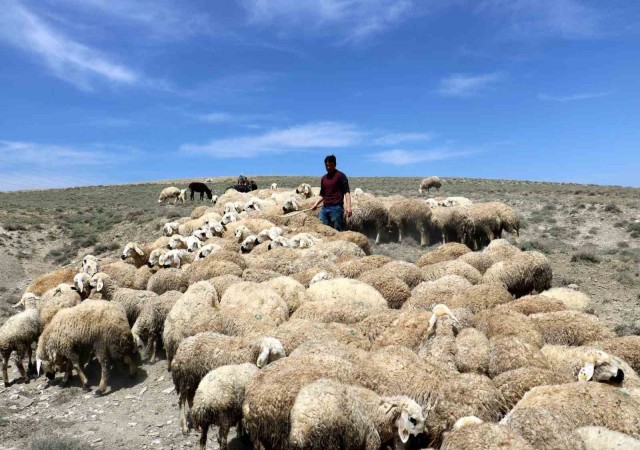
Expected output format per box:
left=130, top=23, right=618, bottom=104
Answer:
left=345, top=207, right=352, bottom=218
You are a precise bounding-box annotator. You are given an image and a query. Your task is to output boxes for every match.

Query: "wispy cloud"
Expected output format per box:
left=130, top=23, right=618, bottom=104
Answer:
left=0, top=0, right=140, bottom=90
left=369, top=148, right=473, bottom=165
left=373, top=132, right=434, bottom=146
left=0, top=140, right=139, bottom=167
left=239, top=0, right=414, bottom=43
left=476, top=0, right=602, bottom=39
left=0, top=172, right=107, bottom=191
left=192, top=111, right=278, bottom=125
left=437, top=72, right=505, bottom=97
left=537, top=91, right=611, bottom=102
left=181, top=122, right=364, bottom=158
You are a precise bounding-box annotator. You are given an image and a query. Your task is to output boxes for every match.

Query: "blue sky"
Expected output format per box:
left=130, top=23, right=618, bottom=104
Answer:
left=1, top=0, right=639, bottom=190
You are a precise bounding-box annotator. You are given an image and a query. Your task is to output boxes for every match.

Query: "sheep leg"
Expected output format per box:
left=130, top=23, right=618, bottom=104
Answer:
left=218, top=418, right=230, bottom=450
left=198, top=424, right=209, bottom=450
left=27, top=346, right=34, bottom=375
left=14, top=352, right=28, bottom=384
left=62, top=362, right=73, bottom=387
left=69, top=355, right=89, bottom=391
left=124, top=354, right=138, bottom=377
left=149, top=339, right=157, bottom=364
left=179, top=397, right=189, bottom=435
left=398, top=226, right=403, bottom=243
left=94, top=357, right=111, bottom=396
left=2, top=352, right=10, bottom=387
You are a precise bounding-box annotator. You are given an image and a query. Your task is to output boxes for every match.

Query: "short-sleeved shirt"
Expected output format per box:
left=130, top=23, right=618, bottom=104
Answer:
left=320, top=170, right=350, bottom=206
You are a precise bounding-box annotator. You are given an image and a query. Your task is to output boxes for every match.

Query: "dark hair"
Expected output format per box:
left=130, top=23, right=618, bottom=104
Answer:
left=324, top=155, right=337, bottom=164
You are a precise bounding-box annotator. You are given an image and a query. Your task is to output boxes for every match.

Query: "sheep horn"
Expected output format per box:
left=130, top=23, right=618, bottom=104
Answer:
left=36, top=357, right=42, bottom=376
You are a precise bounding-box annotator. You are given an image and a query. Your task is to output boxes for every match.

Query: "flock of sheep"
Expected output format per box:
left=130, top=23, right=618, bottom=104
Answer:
left=1, top=178, right=639, bottom=450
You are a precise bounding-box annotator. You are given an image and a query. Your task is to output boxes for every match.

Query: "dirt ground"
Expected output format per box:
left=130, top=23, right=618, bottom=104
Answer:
left=0, top=176, right=638, bottom=449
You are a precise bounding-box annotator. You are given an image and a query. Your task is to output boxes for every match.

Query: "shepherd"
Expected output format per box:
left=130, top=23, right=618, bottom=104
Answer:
left=310, top=155, right=352, bottom=231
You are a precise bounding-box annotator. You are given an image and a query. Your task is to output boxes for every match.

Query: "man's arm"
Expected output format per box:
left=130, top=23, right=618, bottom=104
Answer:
left=311, top=195, right=323, bottom=210
left=344, top=192, right=352, bottom=217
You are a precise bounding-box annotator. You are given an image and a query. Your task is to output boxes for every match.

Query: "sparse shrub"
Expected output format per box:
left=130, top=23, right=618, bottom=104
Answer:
left=587, top=205, right=597, bottom=211
left=571, top=250, right=600, bottom=263
left=614, top=221, right=628, bottom=228
left=616, top=271, right=638, bottom=287
left=0, top=286, right=7, bottom=293
left=94, top=242, right=120, bottom=254
left=76, top=234, right=98, bottom=248
left=3, top=222, right=26, bottom=231
left=615, top=323, right=640, bottom=336
left=617, top=241, right=630, bottom=248
left=628, top=223, right=640, bottom=233
left=519, top=240, right=548, bottom=253
left=46, top=245, right=77, bottom=265
left=28, top=436, right=88, bottom=450
left=604, top=203, right=622, bottom=213
left=588, top=227, right=599, bottom=235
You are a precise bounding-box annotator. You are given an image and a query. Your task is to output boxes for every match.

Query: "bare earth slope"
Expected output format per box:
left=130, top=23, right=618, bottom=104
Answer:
left=0, top=176, right=638, bottom=449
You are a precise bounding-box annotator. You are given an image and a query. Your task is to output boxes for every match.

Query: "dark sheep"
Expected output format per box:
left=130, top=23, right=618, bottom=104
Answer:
left=189, top=182, right=213, bottom=201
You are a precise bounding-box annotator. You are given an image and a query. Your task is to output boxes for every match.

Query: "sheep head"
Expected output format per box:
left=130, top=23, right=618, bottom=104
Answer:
left=254, top=337, right=286, bottom=368
left=240, top=234, right=259, bottom=253
left=82, top=255, right=100, bottom=276
left=121, top=242, right=144, bottom=260
left=282, top=197, right=300, bottom=213
left=578, top=350, right=625, bottom=384
left=427, top=304, right=459, bottom=334
left=196, top=244, right=220, bottom=260
left=147, top=249, right=166, bottom=267
left=382, top=396, right=427, bottom=444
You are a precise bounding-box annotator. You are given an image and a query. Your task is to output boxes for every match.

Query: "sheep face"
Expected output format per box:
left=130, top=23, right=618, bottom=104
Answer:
left=270, top=183, right=277, bottom=190
left=184, top=236, right=202, bottom=253
left=159, top=250, right=183, bottom=269
left=240, top=234, right=259, bottom=253
left=223, top=202, right=239, bottom=214
left=196, top=244, right=220, bottom=260
left=210, top=195, right=219, bottom=205
left=267, top=236, right=291, bottom=250
left=254, top=337, right=286, bottom=368
left=163, top=222, right=179, bottom=237
left=234, top=225, right=252, bottom=242
left=387, top=397, right=427, bottom=444
left=282, top=197, right=300, bottom=213
left=73, top=273, right=92, bottom=297
left=193, top=227, right=212, bottom=241
left=221, top=212, right=238, bottom=225
left=147, top=249, right=166, bottom=267
left=168, top=235, right=186, bottom=250
left=309, top=271, right=331, bottom=285
left=82, top=255, right=99, bottom=276
left=121, top=242, right=144, bottom=260
left=579, top=350, right=625, bottom=384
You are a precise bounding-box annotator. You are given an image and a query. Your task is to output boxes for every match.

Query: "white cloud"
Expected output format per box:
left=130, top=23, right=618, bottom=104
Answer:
left=0, top=140, right=138, bottom=167
left=437, top=72, right=504, bottom=97
left=0, top=0, right=140, bottom=90
left=181, top=122, right=364, bottom=158
left=538, top=92, right=610, bottom=102
left=192, top=111, right=278, bottom=125
left=239, top=0, right=414, bottom=42
left=0, top=172, right=106, bottom=191
left=476, top=0, right=601, bottom=39
left=370, top=149, right=472, bottom=165
left=373, top=132, right=434, bottom=146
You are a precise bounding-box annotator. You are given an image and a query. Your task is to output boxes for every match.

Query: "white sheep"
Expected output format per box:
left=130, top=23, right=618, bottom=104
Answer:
left=191, top=363, right=260, bottom=450
left=0, top=295, right=40, bottom=386
left=353, top=187, right=365, bottom=196
left=195, top=243, right=222, bottom=260
left=82, top=255, right=100, bottom=276
left=256, top=226, right=283, bottom=244
left=159, top=249, right=190, bottom=269
left=270, top=183, right=278, bottom=190
left=418, top=176, right=442, bottom=194
left=158, top=186, right=186, bottom=204
left=163, top=222, right=181, bottom=237
left=91, top=272, right=158, bottom=327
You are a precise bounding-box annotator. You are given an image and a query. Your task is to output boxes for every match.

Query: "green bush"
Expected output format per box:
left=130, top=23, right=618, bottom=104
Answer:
left=28, top=436, right=88, bottom=450
left=94, top=242, right=120, bottom=254
left=571, top=250, right=600, bottom=263
left=604, top=203, right=622, bottom=213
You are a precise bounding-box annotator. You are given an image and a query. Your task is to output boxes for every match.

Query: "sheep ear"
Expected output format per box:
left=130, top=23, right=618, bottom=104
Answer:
left=427, top=313, right=437, bottom=334
left=578, top=363, right=594, bottom=382
left=396, top=410, right=410, bottom=443
left=134, top=244, right=144, bottom=256
left=96, top=278, right=104, bottom=292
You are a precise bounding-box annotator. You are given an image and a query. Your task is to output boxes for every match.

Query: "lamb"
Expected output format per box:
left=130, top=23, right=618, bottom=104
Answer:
left=191, top=363, right=259, bottom=450
left=270, top=183, right=278, bottom=189
left=507, top=382, right=640, bottom=438
left=482, top=250, right=552, bottom=297
left=292, top=278, right=388, bottom=324
left=1, top=295, right=40, bottom=386
left=91, top=272, right=158, bottom=326
left=387, top=199, right=432, bottom=246
left=346, top=196, right=389, bottom=244
left=416, top=242, right=471, bottom=267
left=131, top=290, right=182, bottom=363
left=530, top=310, right=617, bottom=346
left=158, top=186, right=187, bottom=204
left=162, top=281, right=223, bottom=370
left=418, top=176, right=442, bottom=194
left=289, top=378, right=426, bottom=450
left=171, top=332, right=286, bottom=433
left=36, top=300, right=137, bottom=395
left=146, top=268, right=189, bottom=294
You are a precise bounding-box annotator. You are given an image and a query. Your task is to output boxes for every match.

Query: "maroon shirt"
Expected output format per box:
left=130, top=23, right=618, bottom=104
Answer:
left=320, top=170, right=350, bottom=206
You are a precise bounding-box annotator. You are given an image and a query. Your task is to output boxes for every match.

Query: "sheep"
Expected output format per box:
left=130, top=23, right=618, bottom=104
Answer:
left=239, top=234, right=260, bottom=253
left=354, top=310, right=432, bottom=351
left=474, top=308, right=543, bottom=348
left=540, top=346, right=638, bottom=386
left=159, top=249, right=193, bottom=269
left=421, top=259, right=483, bottom=285
left=488, top=335, right=550, bottom=378
left=24, top=268, right=76, bottom=297
left=289, top=378, right=426, bottom=450
left=292, top=278, right=388, bottom=324
left=416, top=242, right=471, bottom=267
left=81, top=254, right=100, bottom=276
left=353, top=187, right=365, bottom=196
left=483, top=238, right=521, bottom=262
left=446, top=284, right=513, bottom=313
left=339, top=255, right=393, bottom=279
left=255, top=226, right=284, bottom=245
left=91, top=272, right=158, bottom=327
left=131, top=290, right=182, bottom=362
left=540, top=287, right=593, bottom=313
left=219, top=282, right=289, bottom=337
left=120, top=242, right=153, bottom=268
left=455, top=328, right=490, bottom=375
left=403, top=275, right=472, bottom=311
left=530, top=311, right=617, bottom=346
left=191, top=363, right=259, bottom=450
left=163, top=221, right=181, bottom=237
left=184, top=258, right=243, bottom=284
left=457, top=251, right=495, bottom=274
left=158, top=186, right=186, bottom=204
left=441, top=421, right=534, bottom=450
left=38, top=284, right=82, bottom=329
left=264, top=276, right=309, bottom=315
left=328, top=230, right=372, bottom=255
left=36, top=300, right=137, bottom=395
left=313, top=240, right=365, bottom=259
left=146, top=268, right=189, bottom=295
left=430, top=206, right=475, bottom=245
left=576, top=426, right=640, bottom=450
left=1, top=295, right=40, bottom=386
left=587, top=336, right=640, bottom=373
left=172, top=332, right=286, bottom=434
left=208, top=274, right=242, bottom=298
left=162, top=281, right=223, bottom=370
left=72, top=272, right=93, bottom=299
left=503, top=407, right=587, bottom=450
left=358, top=271, right=411, bottom=309
left=270, top=183, right=278, bottom=190
left=419, top=305, right=459, bottom=373
left=497, top=294, right=566, bottom=315
left=443, top=196, right=472, bottom=207
left=146, top=248, right=167, bottom=269
left=100, top=260, right=138, bottom=288
left=507, top=382, right=640, bottom=438
left=467, top=202, right=504, bottom=247
left=346, top=196, right=389, bottom=244
left=482, top=251, right=552, bottom=297
left=380, top=260, right=424, bottom=288
left=494, top=367, right=573, bottom=409
left=387, top=199, right=433, bottom=246
left=418, top=176, right=442, bottom=194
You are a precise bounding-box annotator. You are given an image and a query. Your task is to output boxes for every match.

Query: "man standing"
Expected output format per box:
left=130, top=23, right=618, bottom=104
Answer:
left=311, top=155, right=352, bottom=231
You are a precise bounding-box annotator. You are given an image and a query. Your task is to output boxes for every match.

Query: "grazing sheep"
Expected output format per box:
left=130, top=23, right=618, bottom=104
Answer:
left=162, top=282, right=223, bottom=370
left=91, top=272, right=158, bottom=327
left=441, top=421, right=534, bottom=450
left=292, top=278, right=388, bottom=324
left=36, top=300, right=137, bottom=395
left=131, top=290, right=182, bottom=363
left=38, top=284, right=82, bottom=329
left=416, top=242, right=471, bottom=267
left=24, top=268, right=76, bottom=297
left=1, top=295, right=40, bottom=386
left=289, top=378, right=426, bottom=450
left=494, top=368, right=573, bottom=410
left=482, top=251, right=552, bottom=298
left=503, top=407, right=587, bottom=450
left=421, top=259, right=483, bottom=285
left=191, top=363, right=259, bottom=450
left=540, top=287, right=594, bottom=313
left=158, top=186, right=186, bottom=204
left=430, top=206, right=475, bottom=246
left=418, top=176, right=442, bottom=194
left=468, top=202, right=504, bottom=247
left=531, top=311, right=617, bottom=346
left=509, top=382, right=640, bottom=438
left=171, top=332, right=286, bottom=434
left=358, top=271, right=411, bottom=309
left=345, top=196, right=389, bottom=244
left=447, top=284, right=513, bottom=313
left=388, top=199, right=433, bottom=246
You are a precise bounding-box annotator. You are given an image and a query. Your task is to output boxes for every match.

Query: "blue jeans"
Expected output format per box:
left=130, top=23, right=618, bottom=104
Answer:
left=319, top=204, right=344, bottom=231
